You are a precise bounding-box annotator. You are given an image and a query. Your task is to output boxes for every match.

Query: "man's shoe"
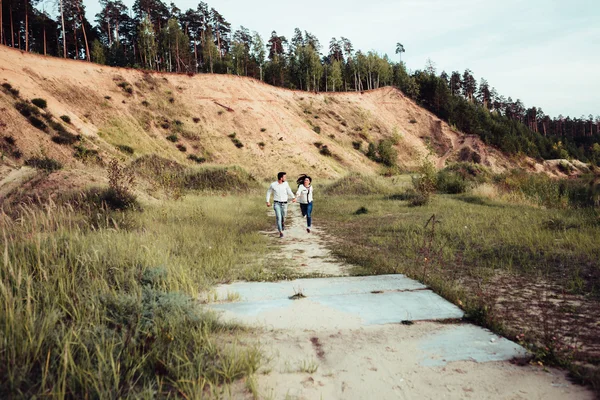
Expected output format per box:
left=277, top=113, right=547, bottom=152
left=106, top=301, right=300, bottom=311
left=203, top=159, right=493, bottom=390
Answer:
left=307, top=228, right=311, bottom=233
left=279, top=232, right=284, bottom=238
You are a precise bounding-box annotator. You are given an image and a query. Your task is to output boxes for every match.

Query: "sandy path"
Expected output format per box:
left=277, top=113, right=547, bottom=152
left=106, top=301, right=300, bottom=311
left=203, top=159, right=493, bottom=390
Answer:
left=264, top=205, right=350, bottom=277
left=216, top=206, right=594, bottom=399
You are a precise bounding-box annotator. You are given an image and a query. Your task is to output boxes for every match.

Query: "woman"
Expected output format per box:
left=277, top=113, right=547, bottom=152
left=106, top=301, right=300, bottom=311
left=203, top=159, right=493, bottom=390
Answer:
left=295, top=174, right=314, bottom=233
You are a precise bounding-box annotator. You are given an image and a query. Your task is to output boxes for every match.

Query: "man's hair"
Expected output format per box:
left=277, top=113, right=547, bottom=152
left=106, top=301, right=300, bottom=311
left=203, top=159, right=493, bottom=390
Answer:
left=277, top=172, right=286, bottom=180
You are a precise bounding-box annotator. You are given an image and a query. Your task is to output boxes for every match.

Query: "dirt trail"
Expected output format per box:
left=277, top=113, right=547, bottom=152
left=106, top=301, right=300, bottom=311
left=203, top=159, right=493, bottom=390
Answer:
left=264, top=205, right=350, bottom=277
left=214, top=207, right=594, bottom=400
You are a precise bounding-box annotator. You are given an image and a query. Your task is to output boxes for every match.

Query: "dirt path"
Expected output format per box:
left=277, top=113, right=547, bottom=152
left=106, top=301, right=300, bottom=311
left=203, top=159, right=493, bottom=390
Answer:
left=211, top=206, right=594, bottom=399
left=264, top=205, right=350, bottom=277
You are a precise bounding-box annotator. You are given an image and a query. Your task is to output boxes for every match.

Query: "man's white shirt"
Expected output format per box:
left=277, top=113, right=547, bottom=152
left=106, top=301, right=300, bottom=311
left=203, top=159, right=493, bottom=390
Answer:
left=266, top=181, right=295, bottom=203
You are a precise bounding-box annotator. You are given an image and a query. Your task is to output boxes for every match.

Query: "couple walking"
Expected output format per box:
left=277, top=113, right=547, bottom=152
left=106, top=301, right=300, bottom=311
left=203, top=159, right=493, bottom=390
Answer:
left=266, top=172, right=314, bottom=238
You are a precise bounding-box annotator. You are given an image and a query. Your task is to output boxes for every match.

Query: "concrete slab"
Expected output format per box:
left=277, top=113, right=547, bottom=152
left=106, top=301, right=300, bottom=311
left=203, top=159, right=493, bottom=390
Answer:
left=208, top=275, right=463, bottom=329
left=419, top=324, right=529, bottom=366
left=212, top=274, right=427, bottom=302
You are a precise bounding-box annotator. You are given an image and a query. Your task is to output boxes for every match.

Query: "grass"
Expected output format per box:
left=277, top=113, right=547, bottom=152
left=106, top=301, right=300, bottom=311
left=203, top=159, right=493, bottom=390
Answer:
left=317, top=174, right=600, bottom=390
left=0, top=193, right=272, bottom=398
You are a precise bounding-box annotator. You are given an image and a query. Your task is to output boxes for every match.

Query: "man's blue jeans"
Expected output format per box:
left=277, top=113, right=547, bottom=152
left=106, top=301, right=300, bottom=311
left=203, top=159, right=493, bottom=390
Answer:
left=273, top=201, right=288, bottom=232
left=300, top=202, right=313, bottom=227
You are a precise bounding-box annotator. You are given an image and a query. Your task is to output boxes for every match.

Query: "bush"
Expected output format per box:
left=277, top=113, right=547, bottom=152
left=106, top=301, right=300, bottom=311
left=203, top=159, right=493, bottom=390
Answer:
left=4, top=136, right=16, bottom=146
left=193, top=117, right=200, bottom=123
left=141, top=100, right=150, bottom=107
left=352, top=141, right=362, bottom=150
left=31, top=98, right=47, bottom=109
left=377, top=139, right=398, bottom=167
left=60, top=115, right=71, bottom=124
left=187, top=154, right=206, bottom=164
left=366, top=142, right=377, bottom=160
left=106, top=159, right=137, bottom=210
left=232, top=139, right=244, bottom=148
left=319, top=145, right=332, bottom=157
left=28, top=116, right=48, bottom=131
left=176, top=144, right=187, bottom=152
left=411, top=158, right=437, bottom=202
left=166, top=134, right=178, bottom=142
left=1, top=82, right=19, bottom=96
left=436, top=171, right=468, bottom=194
left=314, top=142, right=323, bottom=149
left=74, top=145, right=100, bottom=163
left=117, top=144, right=134, bottom=154
left=313, top=126, right=321, bottom=134
left=25, top=156, right=63, bottom=172
left=260, top=128, right=266, bottom=132
left=355, top=206, right=368, bottom=215
left=15, top=101, right=40, bottom=118
left=51, top=132, right=80, bottom=145
left=117, top=81, right=133, bottom=94
left=184, top=167, right=255, bottom=192
left=409, top=192, right=430, bottom=206
left=228, top=132, right=236, bottom=138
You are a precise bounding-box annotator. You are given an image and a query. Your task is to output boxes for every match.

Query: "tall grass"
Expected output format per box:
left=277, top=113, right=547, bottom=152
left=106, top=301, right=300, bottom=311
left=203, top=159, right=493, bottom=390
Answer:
left=0, top=195, right=270, bottom=398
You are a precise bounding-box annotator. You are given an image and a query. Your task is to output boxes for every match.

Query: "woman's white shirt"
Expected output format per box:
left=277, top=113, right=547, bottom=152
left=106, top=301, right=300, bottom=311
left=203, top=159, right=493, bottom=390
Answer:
left=296, top=185, right=313, bottom=204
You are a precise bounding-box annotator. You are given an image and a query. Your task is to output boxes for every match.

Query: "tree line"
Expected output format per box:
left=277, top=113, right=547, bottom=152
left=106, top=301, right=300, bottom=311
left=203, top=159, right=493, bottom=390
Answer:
left=1, top=0, right=599, bottom=163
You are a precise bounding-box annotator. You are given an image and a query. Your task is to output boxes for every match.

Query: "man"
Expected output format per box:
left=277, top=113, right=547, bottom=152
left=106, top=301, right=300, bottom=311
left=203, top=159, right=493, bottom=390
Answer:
left=266, top=172, right=296, bottom=238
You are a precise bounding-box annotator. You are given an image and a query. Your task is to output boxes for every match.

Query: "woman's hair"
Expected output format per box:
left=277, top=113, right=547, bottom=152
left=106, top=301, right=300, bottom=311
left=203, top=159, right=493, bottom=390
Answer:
left=296, top=174, right=312, bottom=186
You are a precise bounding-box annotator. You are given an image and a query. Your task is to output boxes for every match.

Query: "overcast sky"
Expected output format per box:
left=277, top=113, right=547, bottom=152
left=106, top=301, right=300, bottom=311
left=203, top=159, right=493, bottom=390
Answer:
left=81, top=0, right=600, bottom=117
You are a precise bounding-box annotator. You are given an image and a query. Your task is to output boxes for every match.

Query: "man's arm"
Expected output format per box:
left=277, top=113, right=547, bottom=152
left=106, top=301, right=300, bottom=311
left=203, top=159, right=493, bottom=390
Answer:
left=286, top=183, right=296, bottom=202
left=266, top=183, right=273, bottom=206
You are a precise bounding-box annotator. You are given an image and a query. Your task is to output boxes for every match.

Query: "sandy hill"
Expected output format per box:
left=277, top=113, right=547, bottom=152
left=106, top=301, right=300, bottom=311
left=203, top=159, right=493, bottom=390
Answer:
left=1, top=45, right=517, bottom=199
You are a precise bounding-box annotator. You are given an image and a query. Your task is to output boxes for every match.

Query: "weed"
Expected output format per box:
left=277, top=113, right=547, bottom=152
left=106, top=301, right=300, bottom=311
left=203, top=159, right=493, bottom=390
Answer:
left=117, top=81, right=133, bottom=94
left=24, top=156, right=62, bottom=171
left=31, top=98, right=47, bottom=109
left=1, top=82, right=20, bottom=96
left=319, top=146, right=332, bottom=157
left=28, top=116, right=48, bottom=131
left=297, top=359, right=319, bottom=374
left=74, top=144, right=101, bottom=163
left=166, top=134, right=179, bottom=142
left=188, top=154, right=206, bottom=164
left=355, top=206, right=368, bottom=215
left=60, top=115, right=72, bottom=124
left=117, top=144, right=135, bottom=154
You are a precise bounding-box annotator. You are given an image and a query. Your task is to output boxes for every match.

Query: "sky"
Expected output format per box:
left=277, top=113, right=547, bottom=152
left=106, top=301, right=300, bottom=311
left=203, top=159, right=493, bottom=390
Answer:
left=81, top=0, right=600, bottom=118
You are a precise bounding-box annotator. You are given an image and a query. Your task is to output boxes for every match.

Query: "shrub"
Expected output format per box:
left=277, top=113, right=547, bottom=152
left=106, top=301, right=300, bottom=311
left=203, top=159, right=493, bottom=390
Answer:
left=160, top=120, right=170, bottom=129
left=41, top=112, right=53, bottom=121
left=1, top=82, right=19, bottom=96
left=329, top=134, right=336, bottom=139
left=117, top=144, right=134, bottom=154
left=174, top=120, right=183, bottom=126
left=4, top=136, right=16, bottom=145
left=232, top=139, right=244, bottom=148
left=411, top=158, right=437, bottom=204
left=141, top=100, right=150, bottom=107
left=176, top=144, right=187, bottom=152
left=51, top=132, right=80, bottom=145
left=228, top=132, right=237, bottom=138
left=25, top=156, right=62, bottom=172
left=436, top=171, right=468, bottom=194
left=74, top=145, right=101, bottom=163
left=193, top=117, right=200, bottom=123
left=31, top=98, right=47, bottom=109
left=409, top=118, right=417, bottom=124
left=352, top=141, right=362, bottom=150
left=313, top=126, right=321, bottom=134
left=104, top=95, right=111, bottom=100
left=314, top=142, right=323, bottom=149
left=558, top=161, right=574, bottom=175
left=28, top=116, right=48, bottom=131
left=117, top=81, right=133, bottom=94
left=319, top=145, right=332, bottom=157
left=15, top=101, right=40, bottom=118
left=355, top=206, right=368, bottom=215
left=377, top=139, right=398, bottom=167
left=187, top=154, right=206, bottom=164
left=106, top=159, right=137, bottom=210
left=59, top=115, right=71, bottom=124
left=409, top=192, right=430, bottom=206
left=184, top=166, right=255, bottom=192
left=166, top=134, right=178, bottom=142
left=260, top=128, right=266, bottom=132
